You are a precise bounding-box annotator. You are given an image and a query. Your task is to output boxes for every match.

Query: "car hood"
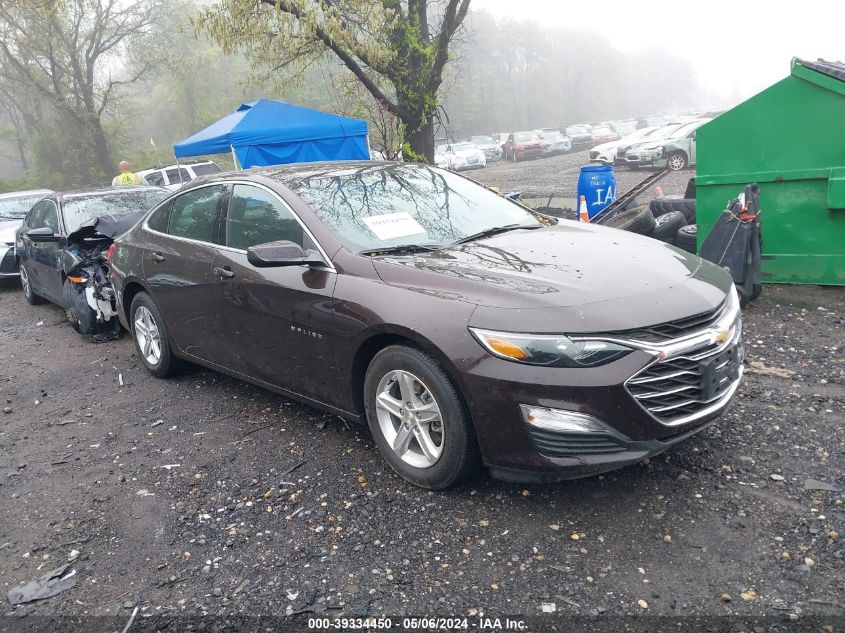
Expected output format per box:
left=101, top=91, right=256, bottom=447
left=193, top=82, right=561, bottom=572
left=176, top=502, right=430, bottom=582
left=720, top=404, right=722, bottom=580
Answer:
left=371, top=223, right=731, bottom=333
left=453, top=149, right=482, bottom=159
left=592, top=140, right=620, bottom=152
left=0, top=219, right=22, bottom=244
left=631, top=140, right=666, bottom=151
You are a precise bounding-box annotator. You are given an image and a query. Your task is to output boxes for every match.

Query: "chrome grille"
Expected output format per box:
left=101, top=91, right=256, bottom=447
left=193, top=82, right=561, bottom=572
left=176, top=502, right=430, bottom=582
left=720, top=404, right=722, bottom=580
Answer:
left=626, top=340, right=743, bottom=425
left=595, top=302, right=725, bottom=344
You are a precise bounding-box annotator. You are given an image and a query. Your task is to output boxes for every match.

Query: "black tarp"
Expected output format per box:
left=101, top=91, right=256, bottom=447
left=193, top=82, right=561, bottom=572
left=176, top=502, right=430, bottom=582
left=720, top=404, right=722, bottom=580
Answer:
left=700, top=185, right=763, bottom=304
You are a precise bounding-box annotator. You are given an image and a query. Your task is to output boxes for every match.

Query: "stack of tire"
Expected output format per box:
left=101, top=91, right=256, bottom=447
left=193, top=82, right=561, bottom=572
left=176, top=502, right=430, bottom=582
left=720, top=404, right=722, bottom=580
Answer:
left=602, top=197, right=697, bottom=253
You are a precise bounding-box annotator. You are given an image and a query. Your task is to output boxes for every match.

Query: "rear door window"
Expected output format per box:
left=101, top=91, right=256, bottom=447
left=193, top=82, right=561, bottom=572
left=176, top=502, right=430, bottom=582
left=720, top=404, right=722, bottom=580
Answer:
left=164, top=168, right=190, bottom=186
left=143, top=171, right=166, bottom=187
left=167, top=186, right=225, bottom=244
left=146, top=200, right=172, bottom=232
left=225, top=184, right=309, bottom=250
left=190, top=163, right=221, bottom=177
left=27, top=200, right=60, bottom=232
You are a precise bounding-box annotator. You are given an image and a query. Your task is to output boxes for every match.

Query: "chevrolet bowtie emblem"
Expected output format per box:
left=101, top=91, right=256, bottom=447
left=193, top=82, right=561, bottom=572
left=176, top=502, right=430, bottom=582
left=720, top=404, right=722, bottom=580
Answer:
left=715, top=328, right=730, bottom=344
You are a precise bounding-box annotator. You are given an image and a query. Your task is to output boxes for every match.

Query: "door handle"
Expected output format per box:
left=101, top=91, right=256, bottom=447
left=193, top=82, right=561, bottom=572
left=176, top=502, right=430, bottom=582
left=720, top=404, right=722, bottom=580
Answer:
left=150, top=252, right=165, bottom=262
left=214, top=266, right=235, bottom=279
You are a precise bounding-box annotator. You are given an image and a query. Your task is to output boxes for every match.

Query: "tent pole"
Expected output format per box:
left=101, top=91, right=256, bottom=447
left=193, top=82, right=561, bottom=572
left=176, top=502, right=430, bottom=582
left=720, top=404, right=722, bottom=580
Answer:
left=231, top=145, right=240, bottom=171
left=173, top=155, right=185, bottom=185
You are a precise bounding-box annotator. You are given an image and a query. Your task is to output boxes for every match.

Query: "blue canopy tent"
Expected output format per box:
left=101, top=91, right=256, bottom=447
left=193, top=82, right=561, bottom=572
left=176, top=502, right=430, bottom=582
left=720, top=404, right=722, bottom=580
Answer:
left=173, top=99, right=369, bottom=168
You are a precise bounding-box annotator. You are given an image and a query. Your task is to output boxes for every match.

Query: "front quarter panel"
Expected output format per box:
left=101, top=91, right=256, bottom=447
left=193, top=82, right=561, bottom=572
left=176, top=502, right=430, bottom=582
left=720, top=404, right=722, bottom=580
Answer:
left=330, top=249, right=480, bottom=414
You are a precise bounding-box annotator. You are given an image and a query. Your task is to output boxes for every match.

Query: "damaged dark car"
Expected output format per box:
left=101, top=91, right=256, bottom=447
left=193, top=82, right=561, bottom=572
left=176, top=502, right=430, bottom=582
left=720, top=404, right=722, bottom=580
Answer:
left=16, top=187, right=168, bottom=341
left=110, top=163, right=744, bottom=490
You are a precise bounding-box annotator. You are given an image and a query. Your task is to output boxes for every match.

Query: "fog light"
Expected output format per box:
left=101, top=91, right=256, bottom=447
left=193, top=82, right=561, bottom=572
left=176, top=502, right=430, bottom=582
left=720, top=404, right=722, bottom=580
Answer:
left=520, top=405, right=621, bottom=436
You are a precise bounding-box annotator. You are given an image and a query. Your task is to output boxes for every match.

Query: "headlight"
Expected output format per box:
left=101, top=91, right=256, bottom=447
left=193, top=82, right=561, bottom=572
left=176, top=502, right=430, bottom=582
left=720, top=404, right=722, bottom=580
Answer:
left=469, top=328, right=632, bottom=368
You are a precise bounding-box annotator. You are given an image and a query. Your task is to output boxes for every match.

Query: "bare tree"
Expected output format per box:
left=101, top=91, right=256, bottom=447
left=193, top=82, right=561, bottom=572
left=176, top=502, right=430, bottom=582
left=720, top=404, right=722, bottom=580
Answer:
left=198, top=0, right=471, bottom=163
left=0, top=0, right=164, bottom=179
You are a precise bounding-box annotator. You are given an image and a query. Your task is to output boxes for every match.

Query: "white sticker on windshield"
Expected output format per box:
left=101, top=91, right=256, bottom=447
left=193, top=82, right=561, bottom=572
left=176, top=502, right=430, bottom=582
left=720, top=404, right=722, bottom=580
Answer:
left=363, top=212, right=427, bottom=241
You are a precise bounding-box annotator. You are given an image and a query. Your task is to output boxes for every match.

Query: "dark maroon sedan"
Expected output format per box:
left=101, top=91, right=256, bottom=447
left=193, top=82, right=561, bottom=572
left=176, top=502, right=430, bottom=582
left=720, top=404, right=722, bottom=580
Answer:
left=109, top=162, right=743, bottom=489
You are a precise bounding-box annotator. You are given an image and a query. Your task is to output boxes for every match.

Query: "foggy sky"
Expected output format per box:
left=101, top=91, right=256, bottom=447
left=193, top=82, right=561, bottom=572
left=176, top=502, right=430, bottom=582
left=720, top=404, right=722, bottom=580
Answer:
left=473, top=0, right=844, bottom=108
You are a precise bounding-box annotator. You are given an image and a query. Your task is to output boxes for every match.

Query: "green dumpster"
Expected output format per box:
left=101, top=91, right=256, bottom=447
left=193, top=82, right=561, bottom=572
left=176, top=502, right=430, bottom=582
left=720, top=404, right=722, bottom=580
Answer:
left=696, top=58, right=845, bottom=286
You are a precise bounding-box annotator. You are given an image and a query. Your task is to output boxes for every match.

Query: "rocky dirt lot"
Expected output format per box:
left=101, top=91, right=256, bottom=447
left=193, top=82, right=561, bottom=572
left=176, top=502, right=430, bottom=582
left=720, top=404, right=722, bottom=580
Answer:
left=0, top=208, right=843, bottom=630
left=469, top=149, right=692, bottom=203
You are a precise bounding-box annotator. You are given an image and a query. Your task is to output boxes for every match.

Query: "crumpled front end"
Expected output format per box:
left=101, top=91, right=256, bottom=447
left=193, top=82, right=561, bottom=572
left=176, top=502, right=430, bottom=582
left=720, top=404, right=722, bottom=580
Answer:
left=62, top=220, right=129, bottom=342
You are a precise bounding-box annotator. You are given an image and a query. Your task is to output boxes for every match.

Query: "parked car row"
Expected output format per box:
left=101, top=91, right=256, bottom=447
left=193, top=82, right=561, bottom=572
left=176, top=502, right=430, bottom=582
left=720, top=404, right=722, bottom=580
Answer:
left=589, top=118, right=712, bottom=171
left=432, top=112, right=711, bottom=172
left=4, top=160, right=744, bottom=491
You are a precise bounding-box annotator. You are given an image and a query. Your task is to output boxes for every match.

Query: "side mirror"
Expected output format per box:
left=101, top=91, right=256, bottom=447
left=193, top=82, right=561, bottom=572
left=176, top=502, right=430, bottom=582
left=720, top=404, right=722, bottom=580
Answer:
left=27, top=227, right=62, bottom=242
left=246, top=240, right=324, bottom=268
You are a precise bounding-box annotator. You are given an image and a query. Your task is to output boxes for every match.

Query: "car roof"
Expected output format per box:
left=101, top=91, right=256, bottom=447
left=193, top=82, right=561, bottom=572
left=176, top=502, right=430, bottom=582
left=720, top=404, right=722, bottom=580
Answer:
left=138, top=161, right=216, bottom=174
left=0, top=189, right=54, bottom=200
left=186, top=161, right=459, bottom=190
left=55, top=186, right=168, bottom=201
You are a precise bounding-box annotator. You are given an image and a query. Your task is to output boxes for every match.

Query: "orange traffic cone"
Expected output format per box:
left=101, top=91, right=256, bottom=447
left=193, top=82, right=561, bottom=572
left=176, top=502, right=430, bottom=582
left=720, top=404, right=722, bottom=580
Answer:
left=579, top=195, right=589, bottom=222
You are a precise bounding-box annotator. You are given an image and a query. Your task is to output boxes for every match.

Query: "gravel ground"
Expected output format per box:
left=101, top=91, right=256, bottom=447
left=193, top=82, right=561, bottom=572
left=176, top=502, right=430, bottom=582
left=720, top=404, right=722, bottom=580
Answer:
left=468, top=148, right=692, bottom=210
left=0, top=275, right=843, bottom=630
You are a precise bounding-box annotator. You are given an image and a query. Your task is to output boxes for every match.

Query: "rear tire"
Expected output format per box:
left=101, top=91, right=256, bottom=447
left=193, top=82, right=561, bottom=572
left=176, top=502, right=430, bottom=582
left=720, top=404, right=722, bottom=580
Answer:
left=364, top=345, right=480, bottom=489
left=603, top=204, right=656, bottom=236
left=130, top=292, right=175, bottom=378
left=649, top=197, right=696, bottom=223
left=652, top=211, right=687, bottom=243
left=19, top=261, right=45, bottom=305
left=676, top=224, right=698, bottom=253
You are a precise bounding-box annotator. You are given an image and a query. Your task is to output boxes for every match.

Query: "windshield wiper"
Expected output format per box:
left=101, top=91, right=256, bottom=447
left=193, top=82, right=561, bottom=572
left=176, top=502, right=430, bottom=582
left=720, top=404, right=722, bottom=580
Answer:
left=453, top=223, right=540, bottom=245
left=362, top=243, right=443, bottom=256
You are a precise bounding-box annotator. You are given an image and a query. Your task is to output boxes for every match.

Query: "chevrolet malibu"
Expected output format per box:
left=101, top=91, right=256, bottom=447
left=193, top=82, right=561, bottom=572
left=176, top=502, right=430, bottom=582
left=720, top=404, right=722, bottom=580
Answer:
left=109, top=162, right=744, bottom=489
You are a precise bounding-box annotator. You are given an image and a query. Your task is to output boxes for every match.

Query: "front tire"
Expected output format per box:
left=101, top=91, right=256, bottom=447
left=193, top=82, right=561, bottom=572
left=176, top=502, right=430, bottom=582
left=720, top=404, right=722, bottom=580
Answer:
left=667, top=151, right=688, bottom=171
left=363, top=345, right=479, bottom=489
left=19, top=261, right=45, bottom=305
left=130, top=292, right=175, bottom=378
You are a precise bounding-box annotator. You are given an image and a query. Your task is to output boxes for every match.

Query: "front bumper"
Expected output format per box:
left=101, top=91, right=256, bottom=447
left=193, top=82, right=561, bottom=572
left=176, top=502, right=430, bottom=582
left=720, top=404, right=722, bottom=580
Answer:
left=463, top=299, right=743, bottom=483
left=623, top=150, right=662, bottom=167
left=0, top=244, right=19, bottom=277
left=516, top=148, right=545, bottom=159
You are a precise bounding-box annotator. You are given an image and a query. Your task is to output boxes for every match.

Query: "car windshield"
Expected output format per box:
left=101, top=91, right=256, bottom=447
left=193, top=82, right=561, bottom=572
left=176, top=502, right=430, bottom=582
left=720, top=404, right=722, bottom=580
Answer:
left=542, top=132, right=563, bottom=140
left=566, top=126, right=589, bottom=134
left=471, top=136, right=493, bottom=144
left=620, top=127, right=655, bottom=142
left=643, top=124, right=684, bottom=141
left=667, top=120, right=709, bottom=139
left=592, top=127, right=612, bottom=134
left=190, top=163, right=221, bottom=176
left=514, top=132, right=536, bottom=142
left=0, top=194, right=48, bottom=220
left=451, top=143, right=474, bottom=152
left=287, top=164, right=541, bottom=252
left=62, top=189, right=168, bottom=233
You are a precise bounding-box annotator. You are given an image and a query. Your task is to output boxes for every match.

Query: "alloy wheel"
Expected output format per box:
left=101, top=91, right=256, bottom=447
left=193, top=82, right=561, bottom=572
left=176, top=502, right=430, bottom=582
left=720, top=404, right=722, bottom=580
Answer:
left=19, top=264, right=31, bottom=299
left=668, top=153, right=686, bottom=170
left=134, top=305, right=162, bottom=366
left=374, top=369, right=444, bottom=469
